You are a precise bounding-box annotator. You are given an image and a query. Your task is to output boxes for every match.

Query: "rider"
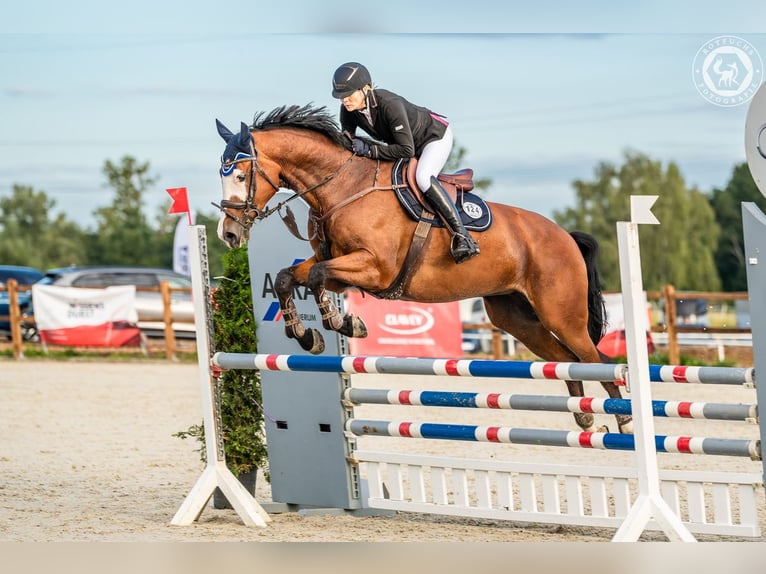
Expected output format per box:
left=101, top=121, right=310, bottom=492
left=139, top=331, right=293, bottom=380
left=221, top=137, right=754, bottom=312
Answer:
left=331, top=62, right=480, bottom=264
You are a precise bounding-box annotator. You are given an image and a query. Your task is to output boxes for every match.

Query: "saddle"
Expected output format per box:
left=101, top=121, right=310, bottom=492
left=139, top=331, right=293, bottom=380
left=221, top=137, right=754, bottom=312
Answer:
left=392, top=158, right=492, bottom=231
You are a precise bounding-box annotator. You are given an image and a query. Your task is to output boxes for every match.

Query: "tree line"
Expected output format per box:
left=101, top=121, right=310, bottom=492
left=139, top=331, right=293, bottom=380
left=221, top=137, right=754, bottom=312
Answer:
left=554, top=151, right=766, bottom=292
left=1, top=151, right=764, bottom=292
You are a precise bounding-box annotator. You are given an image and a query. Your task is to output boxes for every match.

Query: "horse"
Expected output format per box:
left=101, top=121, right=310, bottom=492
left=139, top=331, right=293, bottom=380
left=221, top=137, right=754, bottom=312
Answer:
left=213, top=104, right=632, bottom=434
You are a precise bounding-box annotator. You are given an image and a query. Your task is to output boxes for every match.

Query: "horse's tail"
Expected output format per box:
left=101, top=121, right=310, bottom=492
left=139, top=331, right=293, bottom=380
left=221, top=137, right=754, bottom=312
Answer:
left=570, top=231, right=607, bottom=345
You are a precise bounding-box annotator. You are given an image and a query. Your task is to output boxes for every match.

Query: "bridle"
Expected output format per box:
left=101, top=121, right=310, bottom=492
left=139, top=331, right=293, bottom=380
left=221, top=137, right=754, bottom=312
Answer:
left=211, top=140, right=280, bottom=230
left=212, top=139, right=355, bottom=231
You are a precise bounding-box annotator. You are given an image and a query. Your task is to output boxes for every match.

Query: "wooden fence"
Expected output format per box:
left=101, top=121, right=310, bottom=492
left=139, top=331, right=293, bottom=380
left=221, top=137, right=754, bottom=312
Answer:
left=1, top=280, right=195, bottom=360
left=646, top=285, right=750, bottom=365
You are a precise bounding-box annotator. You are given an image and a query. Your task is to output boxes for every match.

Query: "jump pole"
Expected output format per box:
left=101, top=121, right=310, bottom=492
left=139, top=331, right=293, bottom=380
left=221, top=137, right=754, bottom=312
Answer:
left=611, top=196, right=695, bottom=542
left=171, top=225, right=270, bottom=527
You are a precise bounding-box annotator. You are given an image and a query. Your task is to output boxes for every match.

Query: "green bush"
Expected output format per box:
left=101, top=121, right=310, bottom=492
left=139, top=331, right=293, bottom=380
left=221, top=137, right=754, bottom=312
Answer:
left=175, top=245, right=268, bottom=477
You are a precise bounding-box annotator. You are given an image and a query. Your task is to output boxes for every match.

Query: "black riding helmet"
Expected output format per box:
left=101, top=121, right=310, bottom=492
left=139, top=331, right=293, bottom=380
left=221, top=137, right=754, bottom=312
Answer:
left=331, top=62, right=372, bottom=98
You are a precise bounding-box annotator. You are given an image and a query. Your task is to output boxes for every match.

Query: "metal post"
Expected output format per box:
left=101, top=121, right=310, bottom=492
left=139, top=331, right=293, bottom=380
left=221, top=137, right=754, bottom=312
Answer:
left=743, top=83, right=766, bottom=491
left=742, top=203, right=766, bottom=488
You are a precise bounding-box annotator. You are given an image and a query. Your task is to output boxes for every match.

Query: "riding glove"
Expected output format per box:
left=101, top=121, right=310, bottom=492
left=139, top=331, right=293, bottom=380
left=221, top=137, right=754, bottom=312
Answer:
left=351, top=138, right=371, bottom=157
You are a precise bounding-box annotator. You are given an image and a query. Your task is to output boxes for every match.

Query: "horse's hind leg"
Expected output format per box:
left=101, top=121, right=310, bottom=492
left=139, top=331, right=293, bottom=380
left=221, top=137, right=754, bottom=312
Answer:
left=483, top=294, right=632, bottom=433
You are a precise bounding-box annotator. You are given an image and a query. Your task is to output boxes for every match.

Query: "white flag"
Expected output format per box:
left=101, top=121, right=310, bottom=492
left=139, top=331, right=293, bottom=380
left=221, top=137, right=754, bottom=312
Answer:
left=173, top=213, right=195, bottom=276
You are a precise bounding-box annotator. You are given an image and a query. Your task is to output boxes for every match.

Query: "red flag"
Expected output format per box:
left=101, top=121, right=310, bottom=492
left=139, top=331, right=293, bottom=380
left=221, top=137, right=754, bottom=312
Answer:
left=166, top=187, right=192, bottom=225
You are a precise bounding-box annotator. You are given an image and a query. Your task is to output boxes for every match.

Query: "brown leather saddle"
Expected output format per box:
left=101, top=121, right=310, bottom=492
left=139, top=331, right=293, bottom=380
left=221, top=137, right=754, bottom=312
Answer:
left=404, top=157, right=474, bottom=206
left=392, top=158, right=492, bottom=231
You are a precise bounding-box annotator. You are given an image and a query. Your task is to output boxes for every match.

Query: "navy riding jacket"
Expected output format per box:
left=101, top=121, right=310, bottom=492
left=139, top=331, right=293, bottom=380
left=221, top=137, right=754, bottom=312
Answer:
left=339, top=88, right=448, bottom=161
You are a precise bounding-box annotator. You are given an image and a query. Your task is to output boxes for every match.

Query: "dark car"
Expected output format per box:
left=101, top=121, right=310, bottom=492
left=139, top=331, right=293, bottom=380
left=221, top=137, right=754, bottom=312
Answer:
left=0, top=265, right=45, bottom=340
left=34, top=266, right=196, bottom=337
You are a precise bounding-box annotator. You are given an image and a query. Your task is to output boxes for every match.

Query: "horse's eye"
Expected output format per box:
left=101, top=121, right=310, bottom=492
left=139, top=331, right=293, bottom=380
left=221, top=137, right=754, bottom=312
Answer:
left=236, top=174, right=247, bottom=183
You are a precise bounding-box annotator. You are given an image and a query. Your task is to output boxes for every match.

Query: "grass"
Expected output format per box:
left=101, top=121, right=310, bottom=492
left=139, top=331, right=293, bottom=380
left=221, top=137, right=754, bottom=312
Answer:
left=0, top=342, right=198, bottom=362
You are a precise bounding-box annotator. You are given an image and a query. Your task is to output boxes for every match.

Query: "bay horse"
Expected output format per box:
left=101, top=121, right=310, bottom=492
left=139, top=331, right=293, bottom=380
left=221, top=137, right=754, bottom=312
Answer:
left=214, top=104, right=632, bottom=434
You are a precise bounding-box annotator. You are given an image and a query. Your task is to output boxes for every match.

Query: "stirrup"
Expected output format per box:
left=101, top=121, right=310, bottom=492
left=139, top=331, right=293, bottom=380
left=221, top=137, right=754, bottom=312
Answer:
left=450, top=235, right=480, bottom=264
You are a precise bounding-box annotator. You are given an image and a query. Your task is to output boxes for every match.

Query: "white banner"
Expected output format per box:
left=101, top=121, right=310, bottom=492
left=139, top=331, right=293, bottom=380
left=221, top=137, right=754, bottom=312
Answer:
left=173, top=213, right=195, bottom=276
left=32, top=285, right=141, bottom=347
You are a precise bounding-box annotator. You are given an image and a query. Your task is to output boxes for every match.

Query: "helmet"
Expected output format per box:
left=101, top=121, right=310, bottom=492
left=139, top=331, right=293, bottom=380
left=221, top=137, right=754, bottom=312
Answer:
left=331, top=62, right=372, bottom=98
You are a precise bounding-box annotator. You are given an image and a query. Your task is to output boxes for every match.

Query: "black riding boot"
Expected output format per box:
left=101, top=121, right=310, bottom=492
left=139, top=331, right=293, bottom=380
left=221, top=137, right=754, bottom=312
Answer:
left=424, top=176, right=480, bottom=263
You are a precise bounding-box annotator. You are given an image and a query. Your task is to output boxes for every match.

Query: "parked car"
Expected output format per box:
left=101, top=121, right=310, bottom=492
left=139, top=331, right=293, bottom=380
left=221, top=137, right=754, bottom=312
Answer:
left=0, top=265, right=45, bottom=340
left=34, top=266, right=196, bottom=338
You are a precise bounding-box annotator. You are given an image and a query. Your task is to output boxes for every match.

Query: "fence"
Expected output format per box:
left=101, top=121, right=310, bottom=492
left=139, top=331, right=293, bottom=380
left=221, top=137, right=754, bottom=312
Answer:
left=647, top=286, right=750, bottom=365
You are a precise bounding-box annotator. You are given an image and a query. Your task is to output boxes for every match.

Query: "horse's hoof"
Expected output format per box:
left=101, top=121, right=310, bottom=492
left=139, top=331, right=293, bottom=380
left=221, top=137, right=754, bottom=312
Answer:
left=579, top=424, right=608, bottom=433
left=618, top=420, right=634, bottom=434
left=298, top=328, right=325, bottom=354
left=352, top=315, right=368, bottom=338
left=340, top=314, right=368, bottom=338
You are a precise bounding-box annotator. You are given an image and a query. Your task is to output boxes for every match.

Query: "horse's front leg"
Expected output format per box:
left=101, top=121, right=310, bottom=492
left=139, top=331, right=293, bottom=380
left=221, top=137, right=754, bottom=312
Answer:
left=306, top=261, right=368, bottom=340
left=274, top=263, right=325, bottom=354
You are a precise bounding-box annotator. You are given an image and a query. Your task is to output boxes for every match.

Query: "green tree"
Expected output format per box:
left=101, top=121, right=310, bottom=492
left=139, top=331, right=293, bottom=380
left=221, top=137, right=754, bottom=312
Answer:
left=554, top=151, right=721, bottom=292
left=709, top=162, right=766, bottom=291
left=87, top=156, right=158, bottom=265
left=0, top=184, right=87, bottom=269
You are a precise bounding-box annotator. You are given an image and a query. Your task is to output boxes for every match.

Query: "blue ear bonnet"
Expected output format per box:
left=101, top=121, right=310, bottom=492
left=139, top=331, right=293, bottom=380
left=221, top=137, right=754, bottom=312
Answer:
left=217, top=120, right=255, bottom=176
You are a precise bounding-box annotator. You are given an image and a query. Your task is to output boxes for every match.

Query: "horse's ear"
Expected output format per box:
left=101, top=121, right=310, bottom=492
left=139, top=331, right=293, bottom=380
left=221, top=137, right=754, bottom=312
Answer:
left=216, top=119, right=234, bottom=141
left=238, top=122, right=250, bottom=145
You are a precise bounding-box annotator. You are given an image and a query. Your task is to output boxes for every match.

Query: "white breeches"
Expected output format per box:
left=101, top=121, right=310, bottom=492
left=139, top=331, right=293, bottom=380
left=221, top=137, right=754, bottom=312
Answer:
left=415, top=125, right=453, bottom=192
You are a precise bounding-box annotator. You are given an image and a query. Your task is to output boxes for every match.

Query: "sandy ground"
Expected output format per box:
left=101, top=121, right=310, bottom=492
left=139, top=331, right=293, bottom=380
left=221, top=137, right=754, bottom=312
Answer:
left=1, top=358, right=764, bottom=544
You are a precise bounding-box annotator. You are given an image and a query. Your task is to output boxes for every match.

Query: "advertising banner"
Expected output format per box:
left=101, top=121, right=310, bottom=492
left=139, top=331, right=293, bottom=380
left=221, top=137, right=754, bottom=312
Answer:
left=32, top=285, right=141, bottom=347
left=344, top=291, right=462, bottom=357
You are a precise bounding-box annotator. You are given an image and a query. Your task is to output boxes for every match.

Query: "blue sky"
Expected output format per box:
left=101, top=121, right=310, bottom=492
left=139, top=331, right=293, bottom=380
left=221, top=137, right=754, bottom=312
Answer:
left=2, top=2, right=766, bottom=228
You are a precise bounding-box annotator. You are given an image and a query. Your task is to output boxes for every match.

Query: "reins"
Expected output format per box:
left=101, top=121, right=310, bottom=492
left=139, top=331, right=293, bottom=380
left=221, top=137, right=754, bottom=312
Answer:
left=316, top=161, right=407, bottom=223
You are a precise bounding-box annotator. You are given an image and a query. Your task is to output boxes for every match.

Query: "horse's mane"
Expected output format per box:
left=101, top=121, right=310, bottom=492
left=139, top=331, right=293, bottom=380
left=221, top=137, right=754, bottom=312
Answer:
left=251, top=104, right=349, bottom=149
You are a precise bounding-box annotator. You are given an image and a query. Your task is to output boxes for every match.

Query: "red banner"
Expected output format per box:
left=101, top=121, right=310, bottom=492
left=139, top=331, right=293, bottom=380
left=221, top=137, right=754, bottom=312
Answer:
left=344, top=292, right=462, bottom=357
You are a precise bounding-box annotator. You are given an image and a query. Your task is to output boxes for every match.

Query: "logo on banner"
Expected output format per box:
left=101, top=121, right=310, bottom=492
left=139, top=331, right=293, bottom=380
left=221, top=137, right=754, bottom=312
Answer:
left=377, top=306, right=435, bottom=335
